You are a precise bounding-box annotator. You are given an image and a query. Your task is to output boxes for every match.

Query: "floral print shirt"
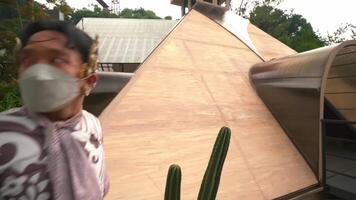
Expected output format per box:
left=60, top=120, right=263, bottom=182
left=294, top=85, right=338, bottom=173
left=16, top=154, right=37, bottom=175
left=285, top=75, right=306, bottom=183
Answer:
left=0, top=107, right=109, bottom=200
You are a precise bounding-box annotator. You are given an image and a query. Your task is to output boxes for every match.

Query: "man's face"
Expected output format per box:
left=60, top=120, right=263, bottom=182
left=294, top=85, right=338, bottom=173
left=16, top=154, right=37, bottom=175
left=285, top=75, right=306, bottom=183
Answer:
left=17, top=30, right=97, bottom=116
left=18, top=30, right=83, bottom=79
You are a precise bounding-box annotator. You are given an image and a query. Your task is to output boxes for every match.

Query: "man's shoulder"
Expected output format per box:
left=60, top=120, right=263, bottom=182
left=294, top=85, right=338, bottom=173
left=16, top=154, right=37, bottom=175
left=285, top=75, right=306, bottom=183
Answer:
left=82, top=110, right=98, bottom=119
left=81, top=110, right=102, bottom=135
left=0, top=107, right=38, bottom=132
left=82, top=110, right=101, bottom=125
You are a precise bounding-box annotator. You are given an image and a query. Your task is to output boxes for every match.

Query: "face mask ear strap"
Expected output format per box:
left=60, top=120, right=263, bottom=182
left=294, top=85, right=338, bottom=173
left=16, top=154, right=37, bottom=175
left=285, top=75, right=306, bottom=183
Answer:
left=81, top=85, right=92, bottom=96
left=14, top=37, right=22, bottom=64
left=81, top=34, right=99, bottom=78
left=80, top=73, right=97, bottom=97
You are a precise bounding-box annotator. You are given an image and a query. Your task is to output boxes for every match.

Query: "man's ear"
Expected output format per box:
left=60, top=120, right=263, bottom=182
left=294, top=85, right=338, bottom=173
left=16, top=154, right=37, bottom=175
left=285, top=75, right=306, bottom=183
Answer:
left=86, top=74, right=98, bottom=87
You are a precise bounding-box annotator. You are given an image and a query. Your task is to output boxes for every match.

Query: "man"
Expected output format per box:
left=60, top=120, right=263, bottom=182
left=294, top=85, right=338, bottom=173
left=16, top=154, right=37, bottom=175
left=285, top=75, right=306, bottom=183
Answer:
left=0, top=21, right=109, bottom=199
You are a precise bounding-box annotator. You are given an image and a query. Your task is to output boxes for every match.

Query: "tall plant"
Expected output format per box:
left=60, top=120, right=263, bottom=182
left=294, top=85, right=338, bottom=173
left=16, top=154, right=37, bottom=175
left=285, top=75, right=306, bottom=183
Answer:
left=164, top=164, right=182, bottom=200
left=164, top=127, right=231, bottom=200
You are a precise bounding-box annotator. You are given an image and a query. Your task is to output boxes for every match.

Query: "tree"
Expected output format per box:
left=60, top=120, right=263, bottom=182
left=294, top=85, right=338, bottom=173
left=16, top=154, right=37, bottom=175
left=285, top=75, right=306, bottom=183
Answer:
left=0, top=0, right=72, bottom=111
left=46, top=0, right=72, bottom=15
left=0, top=0, right=71, bottom=64
left=235, top=0, right=355, bottom=51
left=249, top=5, right=325, bottom=52
left=164, top=16, right=172, bottom=20
left=70, top=7, right=162, bottom=25
left=235, top=0, right=283, bottom=18
left=325, top=23, right=356, bottom=45
left=234, top=0, right=325, bottom=52
left=0, top=79, right=22, bottom=112
left=71, top=5, right=119, bottom=24
left=119, top=8, right=161, bottom=19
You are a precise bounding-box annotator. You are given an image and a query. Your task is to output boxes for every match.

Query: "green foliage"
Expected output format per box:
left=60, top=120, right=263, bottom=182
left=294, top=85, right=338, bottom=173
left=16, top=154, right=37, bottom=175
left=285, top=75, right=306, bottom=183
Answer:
left=164, top=16, right=173, bottom=20
left=164, top=164, right=181, bottom=200
left=0, top=1, right=18, bottom=19
left=235, top=0, right=283, bottom=18
left=325, top=23, right=356, bottom=45
left=235, top=0, right=355, bottom=51
left=0, top=81, right=22, bottom=112
left=71, top=6, right=162, bottom=24
left=164, top=127, right=231, bottom=200
left=0, top=0, right=64, bottom=63
left=0, top=31, right=17, bottom=64
left=119, top=8, right=161, bottom=19
left=0, top=62, right=17, bottom=83
left=71, top=5, right=119, bottom=24
left=0, top=0, right=70, bottom=111
left=249, top=5, right=325, bottom=52
left=46, top=0, right=73, bottom=15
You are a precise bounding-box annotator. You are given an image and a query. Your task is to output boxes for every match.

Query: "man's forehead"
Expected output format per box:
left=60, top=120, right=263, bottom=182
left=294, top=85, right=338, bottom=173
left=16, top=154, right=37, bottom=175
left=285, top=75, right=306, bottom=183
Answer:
left=27, top=30, right=67, bottom=47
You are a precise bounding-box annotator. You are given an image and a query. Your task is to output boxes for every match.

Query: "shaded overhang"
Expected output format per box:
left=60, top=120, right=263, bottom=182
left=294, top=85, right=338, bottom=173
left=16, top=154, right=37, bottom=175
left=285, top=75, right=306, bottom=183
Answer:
left=250, top=40, right=356, bottom=183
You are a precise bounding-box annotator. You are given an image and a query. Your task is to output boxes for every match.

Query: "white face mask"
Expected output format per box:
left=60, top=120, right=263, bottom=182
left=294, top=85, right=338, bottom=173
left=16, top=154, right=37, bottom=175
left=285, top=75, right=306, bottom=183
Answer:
left=19, top=63, right=81, bottom=113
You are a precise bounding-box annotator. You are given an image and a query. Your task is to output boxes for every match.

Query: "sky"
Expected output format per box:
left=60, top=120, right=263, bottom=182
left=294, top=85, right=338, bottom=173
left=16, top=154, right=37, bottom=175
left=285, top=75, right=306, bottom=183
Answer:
left=37, top=0, right=356, bottom=37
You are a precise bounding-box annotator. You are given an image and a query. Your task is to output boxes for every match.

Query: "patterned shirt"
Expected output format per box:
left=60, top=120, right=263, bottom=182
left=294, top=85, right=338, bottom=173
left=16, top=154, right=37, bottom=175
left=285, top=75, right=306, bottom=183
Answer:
left=0, top=107, right=109, bottom=200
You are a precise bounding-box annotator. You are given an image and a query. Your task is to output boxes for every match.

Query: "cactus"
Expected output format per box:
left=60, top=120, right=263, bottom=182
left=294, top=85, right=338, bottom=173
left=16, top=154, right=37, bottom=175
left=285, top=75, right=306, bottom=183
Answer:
left=163, top=127, right=231, bottom=200
left=197, top=127, right=231, bottom=200
left=164, top=164, right=182, bottom=200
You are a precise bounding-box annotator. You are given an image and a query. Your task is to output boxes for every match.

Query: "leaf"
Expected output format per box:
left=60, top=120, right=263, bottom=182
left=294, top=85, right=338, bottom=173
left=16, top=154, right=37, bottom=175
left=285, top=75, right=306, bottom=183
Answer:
left=18, top=196, right=28, bottom=200
left=36, top=192, right=50, bottom=200
left=37, top=180, right=49, bottom=193
left=29, top=173, right=40, bottom=184
left=59, top=4, right=73, bottom=15
left=26, top=185, right=37, bottom=200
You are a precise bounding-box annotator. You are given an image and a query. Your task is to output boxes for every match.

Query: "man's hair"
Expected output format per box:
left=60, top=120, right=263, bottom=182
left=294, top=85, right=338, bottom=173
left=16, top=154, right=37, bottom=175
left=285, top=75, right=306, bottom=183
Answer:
left=20, top=21, right=94, bottom=63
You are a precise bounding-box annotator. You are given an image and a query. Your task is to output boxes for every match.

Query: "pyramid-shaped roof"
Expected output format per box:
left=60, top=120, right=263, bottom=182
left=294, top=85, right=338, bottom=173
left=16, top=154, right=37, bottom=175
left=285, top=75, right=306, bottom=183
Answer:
left=99, top=2, right=319, bottom=199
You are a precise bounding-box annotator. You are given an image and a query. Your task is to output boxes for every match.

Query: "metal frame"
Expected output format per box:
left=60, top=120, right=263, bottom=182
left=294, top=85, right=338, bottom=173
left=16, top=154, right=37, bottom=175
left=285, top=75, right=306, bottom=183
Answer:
left=84, top=71, right=133, bottom=116
left=98, top=62, right=141, bottom=72
left=92, top=71, right=133, bottom=94
left=322, top=117, right=356, bottom=199
left=193, top=1, right=265, bottom=60
left=98, top=63, right=114, bottom=72
left=250, top=41, right=356, bottom=187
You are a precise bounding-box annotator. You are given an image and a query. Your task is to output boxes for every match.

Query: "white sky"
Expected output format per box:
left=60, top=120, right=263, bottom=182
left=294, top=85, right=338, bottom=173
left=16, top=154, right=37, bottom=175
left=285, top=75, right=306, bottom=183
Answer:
left=37, top=0, right=356, bottom=37
left=278, top=0, right=356, bottom=37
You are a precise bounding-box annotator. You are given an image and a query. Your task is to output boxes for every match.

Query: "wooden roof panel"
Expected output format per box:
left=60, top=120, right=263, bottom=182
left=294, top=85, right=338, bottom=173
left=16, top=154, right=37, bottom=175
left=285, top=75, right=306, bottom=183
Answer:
left=100, top=9, right=317, bottom=200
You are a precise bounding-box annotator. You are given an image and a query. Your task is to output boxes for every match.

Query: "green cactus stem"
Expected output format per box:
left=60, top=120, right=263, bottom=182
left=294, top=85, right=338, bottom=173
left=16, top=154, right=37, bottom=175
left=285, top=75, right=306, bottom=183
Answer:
left=164, top=164, right=182, bottom=200
left=197, top=127, right=231, bottom=200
